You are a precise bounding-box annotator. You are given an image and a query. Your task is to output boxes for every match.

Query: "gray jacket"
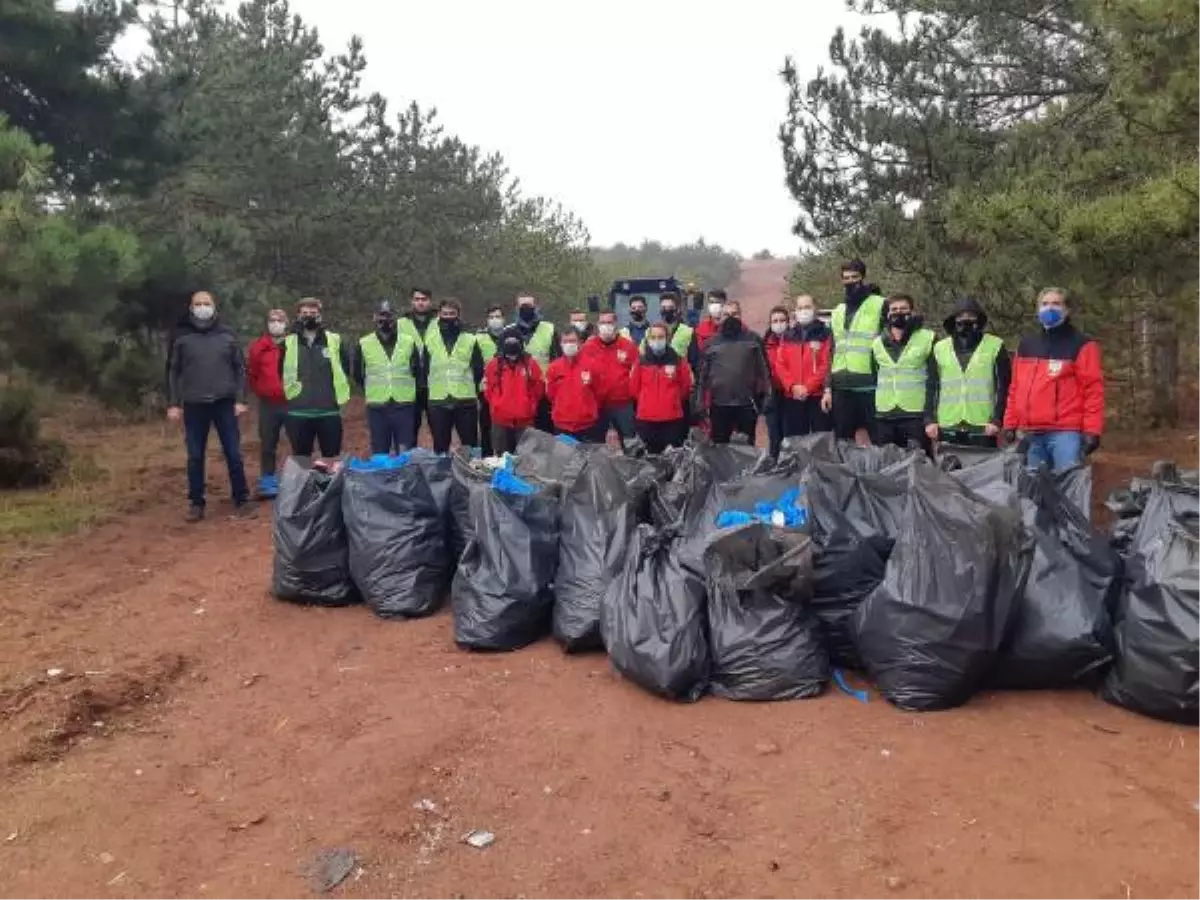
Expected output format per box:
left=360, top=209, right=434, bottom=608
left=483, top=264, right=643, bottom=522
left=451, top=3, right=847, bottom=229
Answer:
left=167, top=316, right=247, bottom=406
left=699, top=326, right=770, bottom=407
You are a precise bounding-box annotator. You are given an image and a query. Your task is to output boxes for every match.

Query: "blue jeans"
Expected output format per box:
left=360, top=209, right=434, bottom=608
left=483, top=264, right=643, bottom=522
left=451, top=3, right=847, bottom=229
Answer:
left=184, top=399, right=249, bottom=506
left=603, top=402, right=636, bottom=447
left=1024, top=430, right=1083, bottom=473
left=367, top=403, right=416, bottom=455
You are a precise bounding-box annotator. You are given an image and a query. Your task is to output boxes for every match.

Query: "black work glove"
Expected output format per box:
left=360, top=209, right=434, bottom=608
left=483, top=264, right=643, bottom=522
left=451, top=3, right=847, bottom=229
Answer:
left=1083, top=434, right=1101, bottom=456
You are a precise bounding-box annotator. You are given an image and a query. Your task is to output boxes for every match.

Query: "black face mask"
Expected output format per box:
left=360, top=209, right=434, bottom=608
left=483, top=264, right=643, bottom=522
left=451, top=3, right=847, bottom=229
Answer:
left=502, top=339, right=523, bottom=360
left=660, top=307, right=677, bottom=323
left=888, top=312, right=911, bottom=330
left=439, top=318, right=460, bottom=335
left=629, top=310, right=646, bottom=323
left=299, top=314, right=320, bottom=330
left=518, top=306, right=537, bottom=323
left=845, top=282, right=871, bottom=304
left=377, top=319, right=396, bottom=335
left=721, top=317, right=742, bottom=336
left=954, top=319, right=980, bottom=340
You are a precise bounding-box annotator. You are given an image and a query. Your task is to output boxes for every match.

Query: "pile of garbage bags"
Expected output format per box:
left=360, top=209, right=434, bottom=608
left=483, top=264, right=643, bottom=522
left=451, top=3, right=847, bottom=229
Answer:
left=269, top=431, right=1198, bottom=724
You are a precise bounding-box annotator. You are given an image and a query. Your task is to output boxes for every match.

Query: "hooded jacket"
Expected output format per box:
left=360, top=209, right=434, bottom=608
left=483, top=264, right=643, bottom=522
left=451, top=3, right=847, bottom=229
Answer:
left=934, top=297, right=1012, bottom=427
left=166, top=313, right=247, bottom=406
left=484, top=348, right=544, bottom=428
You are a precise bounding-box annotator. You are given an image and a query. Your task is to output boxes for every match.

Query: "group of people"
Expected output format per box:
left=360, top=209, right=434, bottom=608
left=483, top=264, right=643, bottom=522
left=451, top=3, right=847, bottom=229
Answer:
left=165, top=261, right=1105, bottom=522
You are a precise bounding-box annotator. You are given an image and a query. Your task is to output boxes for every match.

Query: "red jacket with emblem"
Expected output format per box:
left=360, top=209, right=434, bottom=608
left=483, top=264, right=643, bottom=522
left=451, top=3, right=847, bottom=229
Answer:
left=581, top=334, right=637, bottom=406
left=484, top=355, right=544, bottom=428
left=695, top=318, right=720, bottom=351
left=247, top=334, right=286, bottom=404
left=628, top=348, right=694, bottom=423
left=1003, top=322, right=1105, bottom=435
left=546, top=355, right=601, bottom=432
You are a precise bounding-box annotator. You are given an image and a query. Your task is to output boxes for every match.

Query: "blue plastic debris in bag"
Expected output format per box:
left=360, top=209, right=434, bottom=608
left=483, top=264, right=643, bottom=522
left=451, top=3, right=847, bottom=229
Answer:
left=714, top=486, right=808, bottom=529
left=556, top=434, right=580, bottom=447
left=714, top=510, right=755, bottom=529
left=347, top=452, right=415, bottom=472
left=491, top=468, right=538, bottom=496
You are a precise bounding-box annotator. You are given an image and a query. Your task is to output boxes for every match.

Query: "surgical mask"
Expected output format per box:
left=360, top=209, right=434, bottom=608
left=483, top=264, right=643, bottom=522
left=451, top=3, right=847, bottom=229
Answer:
left=487, top=316, right=504, bottom=334
left=648, top=339, right=667, bottom=354
left=192, top=305, right=215, bottom=321
left=770, top=322, right=787, bottom=335
left=795, top=309, right=814, bottom=326
left=267, top=320, right=287, bottom=337
left=518, top=306, right=537, bottom=323
left=1038, top=307, right=1065, bottom=329
left=888, top=312, right=911, bottom=330
left=598, top=323, right=616, bottom=340
left=572, top=321, right=587, bottom=333
left=660, top=307, right=677, bottom=323
left=629, top=309, right=646, bottom=322
left=562, top=342, right=579, bottom=358
left=708, top=302, right=722, bottom=318
left=299, top=314, right=320, bottom=329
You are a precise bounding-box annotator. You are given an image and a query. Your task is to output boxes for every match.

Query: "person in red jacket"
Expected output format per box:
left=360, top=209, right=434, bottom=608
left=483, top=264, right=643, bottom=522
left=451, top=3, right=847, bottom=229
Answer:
left=482, top=329, right=544, bottom=456
left=1003, top=287, right=1105, bottom=472
left=695, top=289, right=725, bottom=351
left=246, top=308, right=289, bottom=498
left=629, top=323, right=695, bottom=454
left=581, top=309, right=637, bottom=447
left=546, top=328, right=603, bottom=442
left=763, top=305, right=804, bottom=455
left=788, top=293, right=833, bottom=436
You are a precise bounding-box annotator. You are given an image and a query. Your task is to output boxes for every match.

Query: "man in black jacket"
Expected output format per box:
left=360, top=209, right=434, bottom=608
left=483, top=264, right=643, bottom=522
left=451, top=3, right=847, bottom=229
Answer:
left=277, top=297, right=354, bottom=461
left=165, top=290, right=252, bottom=522
left=698, top=299, right=770, bottom=444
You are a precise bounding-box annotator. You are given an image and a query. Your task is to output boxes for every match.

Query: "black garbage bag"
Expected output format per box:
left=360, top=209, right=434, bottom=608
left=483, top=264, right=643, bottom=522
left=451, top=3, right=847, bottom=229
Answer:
left=451, top=474, right=560, bottom=651
left=553, top=453, right=655, bottom=652
left=650, top=439, right=768, bottom=528
left=789, top=431, right=922, bottom=473
left=343, top=463, right=448, bottom=618
left=271, top=458, right=359, bottom=606
left=854, top=466, right=1030, bottom=711
left=703, top=524, right=828, bottom=700
left=1105, top=463, right=1199, bottom=557
left=802, top=459, right=909, bottom=540
left=408, top=452, right=464, bottom=564
left=1055, top=464, right=1093, bottom=523
left=986, top=469, right=1119, bottom=689
left=514, top=428, right=589, bottom=489
left=601, top=525, right=710, bottom=701
left=1102, top=500, right=1199, bottom=724
left=449, top=450, right=495, bottom=553
left=810, top=529, right=891, bottom=671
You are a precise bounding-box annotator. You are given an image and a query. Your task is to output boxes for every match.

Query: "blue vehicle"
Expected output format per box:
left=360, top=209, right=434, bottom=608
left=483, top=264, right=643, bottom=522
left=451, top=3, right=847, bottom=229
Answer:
left=586, top=277, right=705, bottom=328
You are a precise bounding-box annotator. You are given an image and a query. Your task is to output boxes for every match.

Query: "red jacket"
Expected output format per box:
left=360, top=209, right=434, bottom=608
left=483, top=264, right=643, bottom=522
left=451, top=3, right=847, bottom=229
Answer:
left=581, top=334, right=637, bottom=406
left=784, top=323, right=832, bottom=397
left=695, top=318, right=720, bottom=351
left=629, top=349, right=694, bottom=423
left=546, top=355, right=600, bottom=432
left=247, top=334, right=285, bottom=404
left=1004, top=323, right=1105, bottom=435
left=484, top=356, right=544, bottom=428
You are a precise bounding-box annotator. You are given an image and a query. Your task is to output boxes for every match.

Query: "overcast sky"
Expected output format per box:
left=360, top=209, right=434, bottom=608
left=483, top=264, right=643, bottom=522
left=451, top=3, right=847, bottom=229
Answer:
left=122, top=0, right=858, bottom=257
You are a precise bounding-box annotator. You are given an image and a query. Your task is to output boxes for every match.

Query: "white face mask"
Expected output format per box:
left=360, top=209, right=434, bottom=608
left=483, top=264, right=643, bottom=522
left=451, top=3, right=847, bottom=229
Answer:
left=267, top=320, right=287, bottom=336
left=562, top=342, right=579, bottom=358
left=572, top=321, right=587, bottom=333
left=770, top=321, right=787, bottom=335
left=192, top=305, right=215, bottom=321
left=795, top=309, right=815, bottom=326
left=597, top=323, right=616, bottom=340
left=708, top=303, right=722, bottom=319
left=487, top=316, right=504, bottom=333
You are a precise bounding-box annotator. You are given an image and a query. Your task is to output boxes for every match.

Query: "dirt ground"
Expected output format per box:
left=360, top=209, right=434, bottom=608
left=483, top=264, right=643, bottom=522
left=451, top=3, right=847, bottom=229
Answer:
left=1, top=262, right=1197, bottom=898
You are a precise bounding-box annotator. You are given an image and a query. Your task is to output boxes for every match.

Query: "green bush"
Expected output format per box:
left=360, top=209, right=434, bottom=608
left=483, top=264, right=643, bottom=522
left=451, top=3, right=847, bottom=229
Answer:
left=0, top=383, right=69, bottom=488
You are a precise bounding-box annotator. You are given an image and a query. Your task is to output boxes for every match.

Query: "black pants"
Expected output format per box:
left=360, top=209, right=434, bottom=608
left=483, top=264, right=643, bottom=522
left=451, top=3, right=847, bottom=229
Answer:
left=478, top=397, right=493, bottom=458
left=491, top=424, right=526, bottom=456
left=558, top=422, right=607, bottom=444
left=367, top=403, right=416, bottom=455
left=875, top=416, right=932, bottom=457
left=428, top=402, right=479, bottom=454
left=831, top=388, right=875, bottom=441
left=940, top=427, right=998, bottom=449
left=636, top=418, right=688, bottom=455
left=710, top=404, right=758, bottom=444
left=184, top=399, right=249, bottom=506
left=789, top=396, right=830, bottom=436
left=257, top=399, right=288, bottom=475
left=409, top=387, right=429, bottom=448
left=285, top=414, right=343, bottom=458
left=534, top=397, right=555, bottom=434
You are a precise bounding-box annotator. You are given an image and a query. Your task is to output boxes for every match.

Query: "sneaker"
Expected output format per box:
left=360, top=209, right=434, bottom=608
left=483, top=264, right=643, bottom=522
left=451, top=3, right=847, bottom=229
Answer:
left=185, top=504, right=205, bottom=523
left=255, top=474, right=278, bottom=500
left=231, top=501, right=258, bottom=519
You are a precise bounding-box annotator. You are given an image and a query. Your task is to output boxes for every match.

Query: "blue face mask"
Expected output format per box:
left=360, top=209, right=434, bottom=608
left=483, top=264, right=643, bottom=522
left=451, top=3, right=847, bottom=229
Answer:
left=1038, top=306, right=1065, bottom=329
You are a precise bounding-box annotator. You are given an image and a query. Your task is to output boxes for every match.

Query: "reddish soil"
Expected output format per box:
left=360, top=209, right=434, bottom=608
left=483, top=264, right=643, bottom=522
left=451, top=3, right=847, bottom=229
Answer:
left=726, top=258, right=795, bottom=332
left=0, top=262, right=1196, bottom=898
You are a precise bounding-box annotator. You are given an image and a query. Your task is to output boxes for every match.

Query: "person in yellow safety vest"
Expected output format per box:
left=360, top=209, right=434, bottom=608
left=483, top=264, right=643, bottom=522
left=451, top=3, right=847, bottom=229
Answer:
left=512, top=292, right=560, bottom=433
left=475, top=304, right=506, bottom=457
left=421, top=298, right=485, bottom=454
left=620, top=295, right=651, bottom=346
left=351, top=299, right=423, bottom=455
left=820, top=258, right=887, bottom=445
left=928, top=297, right=1012, bottom=450
left=277, top=297, right=353, bottom=461
left=868, top=293, right=939, bottom=458
left=399, top=287, right=436, bottom=448
left=644, top=292, right=699, bottom=372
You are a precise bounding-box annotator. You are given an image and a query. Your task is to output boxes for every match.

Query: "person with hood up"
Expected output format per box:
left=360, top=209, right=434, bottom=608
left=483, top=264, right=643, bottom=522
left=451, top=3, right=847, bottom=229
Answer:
left=246, top=307, right=290, bottom=499
left=698, top=299, right=771, bottom=444
left=620, top=295, right=651, bottom=347
left=695, top=289, right=725, bottom=351
left=929, top=297, right=1011, bottom=449
left=512, top=292, right=560, bottom=432
left=399, top=287, right=436, bottom=447
left=869, top=293, right=938, bottom=456
left=581, top=309, right=638, bottom=447
left=353, top=299, right=422, bottom=455
left=422, top=298, right=484, bottom=454
left=166, top=290, right=252, bottom=522
left=629, top=322, right=694, bottom=453
left=788, top=293, right=833, bottom=435
left=821, top=258, right=887, bottom=444
left=475, top=304, right=507, bottom=458
left=546, top=328, right=603, bottom=442
left=483, top=328, right=545, bottom=455
left=1003, top=287, right=1105, bottom=472
left=278, top=296, right=353, bottom=461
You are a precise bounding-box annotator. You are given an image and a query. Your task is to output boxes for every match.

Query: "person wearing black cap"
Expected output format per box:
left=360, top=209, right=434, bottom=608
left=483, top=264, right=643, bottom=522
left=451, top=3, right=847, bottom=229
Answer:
left=821, top=259, right=887, bottom=444
left=400, top=287, right=435, bottom=447
left=928, top=297, right=1011, bottom=450
left=353, top=300, right=423, bottom=454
